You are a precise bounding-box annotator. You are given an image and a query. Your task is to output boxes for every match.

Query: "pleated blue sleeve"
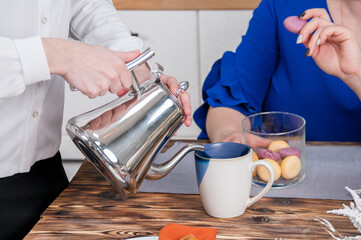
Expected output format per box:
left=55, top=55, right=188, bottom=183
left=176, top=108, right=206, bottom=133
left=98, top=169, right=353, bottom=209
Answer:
left=194, top=0, right=280, bottom=138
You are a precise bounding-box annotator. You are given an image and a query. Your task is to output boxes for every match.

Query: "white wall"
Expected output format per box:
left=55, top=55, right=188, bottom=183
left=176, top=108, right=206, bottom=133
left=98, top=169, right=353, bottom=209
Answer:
left=60, top=10, right=254, bottom=160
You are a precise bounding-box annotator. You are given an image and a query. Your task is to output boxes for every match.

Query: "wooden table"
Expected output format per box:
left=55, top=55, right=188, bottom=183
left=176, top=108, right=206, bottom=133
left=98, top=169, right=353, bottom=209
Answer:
left=26, top=140, right=360, bottom=239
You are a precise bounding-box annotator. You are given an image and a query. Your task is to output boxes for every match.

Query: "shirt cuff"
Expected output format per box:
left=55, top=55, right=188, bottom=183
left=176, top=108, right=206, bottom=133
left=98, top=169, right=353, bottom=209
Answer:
left=14, top=36, right=51, bottom=85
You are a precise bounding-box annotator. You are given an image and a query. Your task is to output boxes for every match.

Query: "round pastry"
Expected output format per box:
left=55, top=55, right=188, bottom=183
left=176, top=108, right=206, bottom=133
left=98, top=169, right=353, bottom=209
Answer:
left=180, top=234, right=198, bottom=240
left=268, top=140, right=289, bottom=152
left=256, top=148, right=281, bottom=162
left=278, top=147, right=301, bottom=158
left=257, top=158, right=281, bottom=182
left=281, top=155, right=301, bottom=180
left=283, top=16, right=307, bottom=34
left=253, top=151, right=259, bottom=161
left=252, top=151, right=259, bottom=177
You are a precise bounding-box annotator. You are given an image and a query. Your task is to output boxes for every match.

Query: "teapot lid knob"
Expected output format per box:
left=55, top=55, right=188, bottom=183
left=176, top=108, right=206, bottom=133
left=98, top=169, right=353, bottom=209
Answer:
left=176, top=81, right=189, bottom=97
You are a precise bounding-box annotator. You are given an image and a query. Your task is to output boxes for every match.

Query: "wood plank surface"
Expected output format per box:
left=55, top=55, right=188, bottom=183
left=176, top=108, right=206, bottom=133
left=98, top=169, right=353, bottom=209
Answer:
left=112, top=0, right=261, bottom=10
left=26, top=140, right=361, bottom=239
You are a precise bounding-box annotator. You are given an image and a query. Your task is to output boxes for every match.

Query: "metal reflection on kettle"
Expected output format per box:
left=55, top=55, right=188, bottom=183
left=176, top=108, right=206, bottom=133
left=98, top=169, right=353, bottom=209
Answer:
left=66, top=48, right=203, bottom=198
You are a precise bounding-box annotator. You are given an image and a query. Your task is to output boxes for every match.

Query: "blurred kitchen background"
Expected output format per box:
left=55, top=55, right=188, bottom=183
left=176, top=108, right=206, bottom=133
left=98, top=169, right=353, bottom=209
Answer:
left=61, top=1, right=258, bottom=180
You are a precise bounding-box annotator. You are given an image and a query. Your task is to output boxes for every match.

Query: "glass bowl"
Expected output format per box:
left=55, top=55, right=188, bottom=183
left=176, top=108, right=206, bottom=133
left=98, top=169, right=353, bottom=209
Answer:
left=241, top=111, right=306, bottom=188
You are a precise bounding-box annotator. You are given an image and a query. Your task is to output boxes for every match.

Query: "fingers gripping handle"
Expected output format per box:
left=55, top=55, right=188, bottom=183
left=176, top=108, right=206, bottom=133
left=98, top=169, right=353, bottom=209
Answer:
left=246, top=160, right=275, bottom=207
left=70, top=48, right=155, bottom=92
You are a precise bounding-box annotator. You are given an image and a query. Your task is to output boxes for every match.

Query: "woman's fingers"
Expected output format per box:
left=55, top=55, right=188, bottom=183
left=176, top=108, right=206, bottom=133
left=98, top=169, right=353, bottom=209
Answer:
left=299, top=8, right=331, bottom=22
left=283, top=8, right=330, bottom=35
left=317, top=25, right=353, bottom=45
left=305, top=24, right=354, bottom=58
left=297, top=17, right=332, bottom=45
left=304, top=25, right=327, bottom=56
left=295, top=8, right=333, bottom=56
left=291, top=8, right=361, bottom=98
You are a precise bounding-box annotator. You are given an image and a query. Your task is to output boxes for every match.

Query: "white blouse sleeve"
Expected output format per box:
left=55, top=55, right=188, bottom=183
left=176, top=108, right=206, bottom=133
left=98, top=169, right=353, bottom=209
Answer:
left=70, top=0, right=143, bottom=52
left=0, top=36, right=50, bottom=98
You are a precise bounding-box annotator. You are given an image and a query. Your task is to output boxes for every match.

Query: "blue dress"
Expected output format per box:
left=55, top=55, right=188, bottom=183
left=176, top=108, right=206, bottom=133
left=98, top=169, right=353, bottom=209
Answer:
left=194, top=0, right=361, bottom=142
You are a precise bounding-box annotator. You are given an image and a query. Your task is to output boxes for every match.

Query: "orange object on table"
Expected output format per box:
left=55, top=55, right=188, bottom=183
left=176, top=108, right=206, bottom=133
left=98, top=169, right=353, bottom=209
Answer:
left=159, top=223, right=217, bottom=240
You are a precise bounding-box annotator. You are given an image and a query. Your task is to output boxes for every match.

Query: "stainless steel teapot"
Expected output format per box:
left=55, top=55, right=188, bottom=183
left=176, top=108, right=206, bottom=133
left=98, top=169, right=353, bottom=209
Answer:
left=66, top=49, right=203, bottom=198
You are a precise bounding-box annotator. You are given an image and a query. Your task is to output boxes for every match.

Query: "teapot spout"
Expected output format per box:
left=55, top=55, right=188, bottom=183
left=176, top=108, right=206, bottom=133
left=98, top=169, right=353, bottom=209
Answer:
left=145, top=143, right=204, bottom=180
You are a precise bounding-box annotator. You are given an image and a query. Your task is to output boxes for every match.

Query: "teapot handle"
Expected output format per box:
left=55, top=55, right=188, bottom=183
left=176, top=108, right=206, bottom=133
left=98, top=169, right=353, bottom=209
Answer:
left=126, top=48, right=154, bottom=71
left=145, top=143, right=204, bottom=180
left=126, top=48, right=155, bottom=93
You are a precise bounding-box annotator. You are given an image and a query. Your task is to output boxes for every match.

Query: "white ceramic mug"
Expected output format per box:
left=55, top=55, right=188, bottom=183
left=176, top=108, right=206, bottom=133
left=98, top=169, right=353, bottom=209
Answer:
left=195, top=142, right=274, bottom=218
